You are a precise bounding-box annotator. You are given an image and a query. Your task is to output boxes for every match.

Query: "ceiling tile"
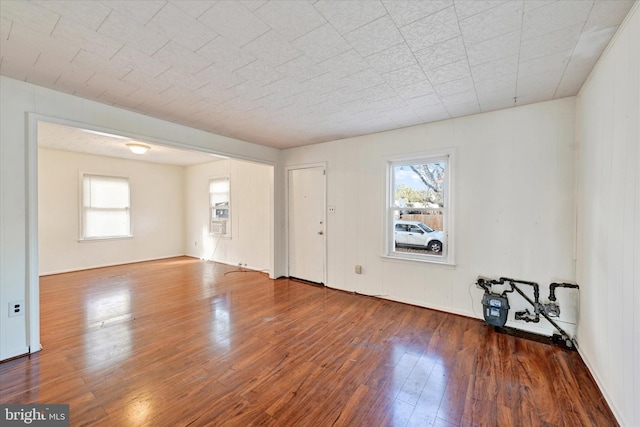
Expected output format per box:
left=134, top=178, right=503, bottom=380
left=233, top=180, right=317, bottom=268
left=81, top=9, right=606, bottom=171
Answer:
left=584, top=1, right=635, bottom=31
left=394, top=80, right=435, bottom=100
left=518, top=51, right=569, bottom=79
left=313, top=0, right=387, bottom=35
left=197, top=1, right=270, bottom=47
left=454, top=0, right=510, bottom=20
left=471, top=55, right=518, bottom=82
left=5, top=20, right=77, bottom=62
left=276, top=54, right=326, bottom=81
left=383, top=0, right=452, bottom=27
left=292, top=23, right=351, bottom=62
left=522, top=0, right=593, bottom=41
left=465, top=30, right=520, bottom=66
left=415, top=36, right=466, bottom=70
left=401, top=6, right=460, bottom=52
left=196, top=63, right=245, bottom=90
left=1, top=0, right=632, bottom=149
left=34, top=0, right=111, bottom=31
left=97, top=10, right=169, bottom=56
left=383, top=64, right=427, bottom=90
left=243, top=30, right=303, bottom=68
left=239, top=1, right=268, bottom=13
left=359, top=83, right=397, bottom=102
left=0, top=0, right=58, bottom=35
left=156, top=66, right=208, bottom=91
left=104, top=1, right=166, bottom=25
left=319, top=49, right=369, bottom=77
left=111, top=45, right=171, bottom=79
left=1, top=16, right=10, bottom=40
left=233, top=80, right=272, bottom=101
left=475, top=73, right=517, bottom=95
left=459, top=0, right=523, bottom=45
left=446, top=100, right=481, bottom=117
left=562, top=54, right=600, bottom=81
left=234, top=60, right=284, bottom=87
left=441, top=88, right=478, bottom=106
left=478, top=95, right=515, bottom=111
left=147, top=3, right=218, bottom=51
left=340, top=68, right=386, bottom=91
left=344, top=16, right=404, bottom=57
left=365, top=43, right=416, bottom=75
left=523, top=1, right=556, bottom=13
left=263, top=76, right=307, bottom=98
left=254, top=0, right=326, bottom=41
left=571, top=25, right=617, bottom=59
left=426, top=59, right=472, bottom=86
left=152, top=41, right=212, bottom=75
left=434, top=76, right=475, bottom=97
left=72, top=49, right=132, bottom=80
left=519, top=24, right=582, bottom=62
left=169, top=1, right=215, bottom=19
left=52, top=17, right=122, bottom=60
left=196, top=36, right=256, bottom=72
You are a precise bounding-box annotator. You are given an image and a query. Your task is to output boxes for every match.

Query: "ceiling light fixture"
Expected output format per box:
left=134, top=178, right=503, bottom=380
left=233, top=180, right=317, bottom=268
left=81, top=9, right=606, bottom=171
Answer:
left=126, top=143, right=150, bottom=154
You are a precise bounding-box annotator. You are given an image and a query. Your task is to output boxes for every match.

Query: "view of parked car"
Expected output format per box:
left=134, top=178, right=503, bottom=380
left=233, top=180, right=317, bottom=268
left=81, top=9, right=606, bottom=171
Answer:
left=394, top=220, right=443, bottom=253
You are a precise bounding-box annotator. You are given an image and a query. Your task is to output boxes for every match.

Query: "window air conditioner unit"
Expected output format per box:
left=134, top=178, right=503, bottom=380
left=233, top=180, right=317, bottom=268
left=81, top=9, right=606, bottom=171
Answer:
left=211, top=220, right=227, bottom=236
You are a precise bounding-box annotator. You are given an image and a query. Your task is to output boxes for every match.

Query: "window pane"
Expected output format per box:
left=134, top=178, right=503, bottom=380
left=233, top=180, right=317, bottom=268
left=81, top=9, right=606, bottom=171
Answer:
left=82, top=174, right=131, bottom=239
left=210, top=178, right=230, bottom=235
left=388, top=153, right=451, bottom=263
left=393, top=161, right=445, bottom=209
left=83, top=175, right=130, bottom=208
left=84, top=209, right=130, bottom=238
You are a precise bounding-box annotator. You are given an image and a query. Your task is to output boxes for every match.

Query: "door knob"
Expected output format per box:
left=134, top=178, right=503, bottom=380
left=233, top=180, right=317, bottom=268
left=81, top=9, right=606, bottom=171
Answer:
left=318, top=231, right=324, bottom=235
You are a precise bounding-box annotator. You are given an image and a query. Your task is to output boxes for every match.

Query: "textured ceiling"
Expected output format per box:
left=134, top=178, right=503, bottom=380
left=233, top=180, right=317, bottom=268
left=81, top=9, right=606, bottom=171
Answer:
left=38, top=121, right=226, bottom=166
left=0, top=0, right=635, bottom=149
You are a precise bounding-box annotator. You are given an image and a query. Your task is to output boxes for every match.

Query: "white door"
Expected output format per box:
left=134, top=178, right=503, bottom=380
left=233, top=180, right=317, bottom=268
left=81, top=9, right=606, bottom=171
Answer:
left=288, top=167, right=325, bottom=284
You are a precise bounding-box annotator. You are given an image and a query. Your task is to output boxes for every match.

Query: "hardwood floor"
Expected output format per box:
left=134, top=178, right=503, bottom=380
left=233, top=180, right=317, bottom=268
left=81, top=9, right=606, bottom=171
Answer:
left=1, top=257, right=617, bottom=426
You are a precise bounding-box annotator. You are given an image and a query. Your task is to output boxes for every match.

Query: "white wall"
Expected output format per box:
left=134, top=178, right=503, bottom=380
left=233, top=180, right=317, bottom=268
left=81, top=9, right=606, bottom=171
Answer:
left=280, top=98, right=578, bottom=337
left=184, top=159, right=273, bottom=273
left=0, top=76, right=279, bottom=361
left=575, top=4, right=639, bottom=426
left=38, top=148, right=185, bottom=274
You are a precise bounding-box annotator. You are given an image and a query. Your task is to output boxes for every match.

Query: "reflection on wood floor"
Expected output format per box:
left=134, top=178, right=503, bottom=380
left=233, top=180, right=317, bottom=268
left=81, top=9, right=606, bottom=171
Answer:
left=0, top=257, right=616, bottom=426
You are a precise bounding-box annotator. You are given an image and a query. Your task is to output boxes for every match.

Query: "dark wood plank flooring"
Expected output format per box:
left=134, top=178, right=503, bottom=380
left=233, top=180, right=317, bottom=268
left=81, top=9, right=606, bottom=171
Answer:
left=0, top=257, right=617, bottom=426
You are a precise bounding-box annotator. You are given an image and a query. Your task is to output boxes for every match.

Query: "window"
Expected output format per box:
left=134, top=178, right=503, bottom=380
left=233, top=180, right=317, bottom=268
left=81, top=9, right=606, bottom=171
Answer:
left=386, top=152, right=453, bottom=264
left=81, top=174, right=131, bottom=240
left=209, top=177, right=230, bottom=236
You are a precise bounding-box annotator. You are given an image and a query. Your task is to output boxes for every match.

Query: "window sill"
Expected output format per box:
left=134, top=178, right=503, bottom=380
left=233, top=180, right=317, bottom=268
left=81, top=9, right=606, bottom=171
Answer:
left=381, top=253, right=455, bottom=267
left=79, top=235, right=133, bottom=242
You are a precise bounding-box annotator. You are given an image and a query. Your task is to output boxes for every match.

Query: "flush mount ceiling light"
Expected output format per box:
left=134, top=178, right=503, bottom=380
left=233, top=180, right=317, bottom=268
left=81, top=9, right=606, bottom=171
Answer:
left=126, top=143, right=150, bottom=154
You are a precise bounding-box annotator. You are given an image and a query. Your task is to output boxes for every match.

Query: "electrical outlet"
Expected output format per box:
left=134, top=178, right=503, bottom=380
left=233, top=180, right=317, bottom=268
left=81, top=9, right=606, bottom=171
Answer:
left=328, top=206, right=335, bottom=214
left=8, top=300, right=24, bottom=317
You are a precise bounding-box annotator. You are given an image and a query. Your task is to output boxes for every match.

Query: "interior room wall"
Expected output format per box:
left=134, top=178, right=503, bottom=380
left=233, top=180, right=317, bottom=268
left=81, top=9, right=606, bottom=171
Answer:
left=0, top=76, right=279, bottom=361
left=184, top=159, right=273, bottom=273
left=575, top=4, right=639, bottom=426
left=38, top=148, right=185, bottom=275
left=279, top=97, right=578, bottom=339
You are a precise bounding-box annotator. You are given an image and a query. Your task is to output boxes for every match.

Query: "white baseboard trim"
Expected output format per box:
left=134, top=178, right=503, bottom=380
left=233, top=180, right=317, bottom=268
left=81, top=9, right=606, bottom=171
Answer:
left=577, top=346, right=625, bottom=426
left=39, top=254, right=186, bottom=276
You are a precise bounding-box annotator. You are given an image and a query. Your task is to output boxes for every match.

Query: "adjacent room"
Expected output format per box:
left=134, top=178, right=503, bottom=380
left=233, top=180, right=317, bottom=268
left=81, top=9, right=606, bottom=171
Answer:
left=1, top=1, right=638, bottom=426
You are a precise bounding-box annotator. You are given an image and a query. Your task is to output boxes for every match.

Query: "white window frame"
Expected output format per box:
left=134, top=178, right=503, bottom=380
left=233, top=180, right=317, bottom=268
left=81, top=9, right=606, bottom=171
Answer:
left=209, top=176, right=231, bottom=238
left=384, top=149, right=455, bottom=265
left=79, top=173, right=132, bottom=241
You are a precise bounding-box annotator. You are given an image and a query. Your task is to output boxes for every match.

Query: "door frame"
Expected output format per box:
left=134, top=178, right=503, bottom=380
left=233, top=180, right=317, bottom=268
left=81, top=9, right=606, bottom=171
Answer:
left=25, top=112, right=278, bottom=356
left=285, top=162, right=327, bottom=284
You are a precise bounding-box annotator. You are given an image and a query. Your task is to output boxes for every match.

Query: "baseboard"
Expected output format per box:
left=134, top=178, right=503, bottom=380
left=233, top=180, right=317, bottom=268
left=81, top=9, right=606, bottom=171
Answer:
left=39, top=254, right=186, bottom=276
left=577, top=346, right=625, bottom=426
